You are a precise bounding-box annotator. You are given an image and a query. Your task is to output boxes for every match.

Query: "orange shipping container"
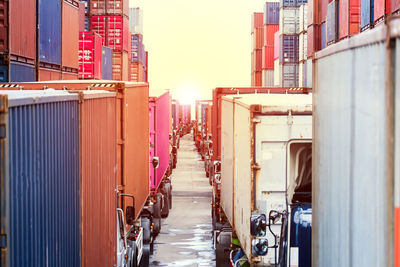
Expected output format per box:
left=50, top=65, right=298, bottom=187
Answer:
left=62, top=71, right=78, bottom=80
left=62, top=0, right=79, bottom=71
left=112, top=51, right=129, bottom=81
left=9, top=81, right=150, bottom=219
left=79, top=91, right=117, bottom=267
left=129, top=62, right=145, bottom=82
left=252, top=27, right=264, bottom=50
left=38, top=67, right=61, bottom=81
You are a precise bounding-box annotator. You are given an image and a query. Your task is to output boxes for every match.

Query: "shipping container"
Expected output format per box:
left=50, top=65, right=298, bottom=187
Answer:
left=5, top=81, right=150, bottom=219
left=299, top=32, right=308, bottom=61
left=90, top=0, right=106, bottom=15
left=107, top=0, right=129, bottom=16
left=252, top=12, right=264, bottom=32
left=251, top=49, right=263, bottom=72
left=131, top=34, right=146, bottom=65
left=79, top=1, right=86, bottom=31
left=38, top=67, right=62, bottom=81
left=0, top=90, right=80, bottom=267
left=264, top=2, right=280, bottom=24
left=313, top=18, right=400, bottom=266
left=280, top=63, right=299, bottom=86
left=274, top=31, right=280, bottom=59
left=339, top=0, right=360, bottom=39
left=39, top=0, right=61, bottom=65
left=62, top=71, right=79, bottom=80
left=102, top=46, right=113, bottom=80
left=149, top=92, right=171, bottom=192
left=392, top=0, right=400, bottom=13
left=79, top=91, right=117, bottom=267
left=321, top=22, right=327, bottom=49
left=300, top=4, right=308, bottom=32
left=79, top=32, right=102, bottom=79
left=219, top=94, right=312, bottom=265
left=9, top=61, right=36, bottom=82
left=280, top=35, right=299, bottom=63
left=308, top=0, right=318, bottom=26
left=252, top=27, right=264, bottom=50
left=274, top=59, right=280, bottom=85
left=85, top=16, right=90, bottom=31
left=82, top=0, right=90, bottom=13
left=281, top=0, right=309, bottom=7
left=299, top=60, right=305, bottom=86
left=90, top=16, right=107, bottom=46
left=107, top=15, right=129, bottom=52
left=374, top=0, right=387, bottom=24
left=320, top=0, right=329, bottom=22
left=62, top=0, right=79, bottom=71
left=112, top=50, right=129, bottom=81
left=0, top=0, right=7, bottom=54
left=251, top=71, right=263, bottom=86
left=9, top=0, right=36, bottom=61
left=172, top=99, right=180, bottom=130
left=262, top=45, right=274, bottom=69
left=326, top=0, right=338, bottom=44
left=279, top=7, right=300, bottom=35
left=307, top=24, right=321, bottom=57
left=262, top=69, right=274, bottom=86
left=129, top=8, right=144, bottom=35
left=361, top=0, right=374, bottom=31
left=129, top=62, right=145, bottom=82
left=264, top=24, right=279, bottom=46
left=305, top=57, right=312, bottom=87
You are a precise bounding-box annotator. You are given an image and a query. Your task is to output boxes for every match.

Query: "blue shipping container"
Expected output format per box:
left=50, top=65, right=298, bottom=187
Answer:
left=280, top=35, right=299, bottom=63
left=264, top=2, right=280, bottom=25
left=321, top=22, right=327, bottom=49
left=0, top=63, right=8, bottom=82
left=39, top=0, right=61, bottom=65
left=326, top=0, right=338, bottom=44
left=2, top=91, right=81, bottom=267
left=289, top=204, right=312, bottom=267
left=281, top=0, right=308, bottom=7
left=361, top=0, right=374, bottom=30
left=10, top=61, right=36, bottom=82
left=131, top=34, right=146, bottom=65
left=102, top=46, right=113, bottom=80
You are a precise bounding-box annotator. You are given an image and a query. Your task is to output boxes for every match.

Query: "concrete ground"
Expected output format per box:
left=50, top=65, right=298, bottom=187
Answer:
left=149, top=134, right=216, bottom=267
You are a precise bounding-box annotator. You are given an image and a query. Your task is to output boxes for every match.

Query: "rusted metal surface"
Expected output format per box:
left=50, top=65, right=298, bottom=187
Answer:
left=80, top=91, right=117, bottom=267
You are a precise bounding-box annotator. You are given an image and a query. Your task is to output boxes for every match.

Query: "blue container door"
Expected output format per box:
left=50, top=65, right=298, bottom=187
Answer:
left=9, top=61, right=35, bottom=82
left=280, top=35, right=299, bottom=63
left=289, top=204, right=312, bottom=267
left=39, top=0, right=61, bottom=65
left=9, top=100, right=80, bottom=267
left=361, top=0, right=374, bottom=29
left=101, top=46, right=113, bottom=80
left=264, top=2, right=280, bottom=25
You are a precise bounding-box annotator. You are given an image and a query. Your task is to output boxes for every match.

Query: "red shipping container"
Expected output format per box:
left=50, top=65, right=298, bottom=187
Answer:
left=62, top=0, right=79, bottom=71
left=90, top=16, right=107, bottom=46
left=129, top=62, right=145, bottom=82
left=308, top=0, right=320, bottom=26
left=79, top=32, right=102, bottom=79
left=106, top=16, right=129, bottom=52
left=263, top=24, right=279, bottom=46
left=38, top=67, right=62, bottom=81
left=107, top=0, right=129, bottom=17
left=79, top=1, right=85, bottom=32
left=252, top=27, right=264, bottom=50
left=9, top=0, right=36, bottom=62
left=251, top=49, right=262, bottom=72
left=392, top=0, right=400, bottom=13
left=274, top=32, right=279, bottom=60
left=0, top=0, right=7, bottom=54
left=252, top=12, right=264, bottom=32
left=90, top=0, right=106, bottom=15
left=251, top=71, right=262, bottom=86
left=320, top=0, right=329, bottom=23
left=262, top=46, right=274, bottom=69
left=374, top=0, right=391, bottom=23
left=386, top=0, right=392, bottom=14
left=307, top=24, right=321, bottom=58
left=339, top=0, right=360, bottom=39
left=112, top=50, right=129, bottom=81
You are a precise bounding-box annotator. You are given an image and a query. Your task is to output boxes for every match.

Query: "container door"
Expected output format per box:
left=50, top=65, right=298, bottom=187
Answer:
left=149, top=103, right=156, bottom=190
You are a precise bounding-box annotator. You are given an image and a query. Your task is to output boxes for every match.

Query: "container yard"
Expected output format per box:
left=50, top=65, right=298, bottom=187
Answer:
left=0, top=0, right=399, bottom=266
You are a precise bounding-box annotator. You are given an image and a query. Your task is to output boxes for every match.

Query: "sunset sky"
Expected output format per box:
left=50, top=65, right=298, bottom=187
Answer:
left=129, top=0, right=267, bottom=104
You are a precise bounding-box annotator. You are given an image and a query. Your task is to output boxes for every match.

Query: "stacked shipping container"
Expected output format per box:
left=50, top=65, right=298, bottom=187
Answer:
left=251, top=12, right=264, bottom=86
left=262, top=2, right=279, bottom=86
left=129, top=8, right=148, bottom=82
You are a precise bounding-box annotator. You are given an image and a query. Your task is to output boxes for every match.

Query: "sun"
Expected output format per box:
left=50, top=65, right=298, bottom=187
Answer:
left=177, top=85, right=198, bottom=105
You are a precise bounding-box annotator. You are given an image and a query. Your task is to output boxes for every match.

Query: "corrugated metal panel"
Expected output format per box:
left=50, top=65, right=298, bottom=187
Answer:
left=307, top=24, right=321, bottom=57
left=393, top=0, right=400, bottom=13
left=9, top=0, right=36, bottom=61
left=39, top=0, right=61, bottom=65
left=38, top=67, right=62, bottom=81
left=112, top=50, right=128, bottom=81
left=321, top=22, right=327, bottom=49
left=0, top=0, right=8, bottom=54
left=339, top=0, right=360, bottom=39
left=101, top=46, right=113, bottom=80
left=280, top=35, right=299, bottom=63
left=264, top=2, right=279, bottom=25
left=262, top=69, right=274, bottom=86
left=80, top=92, right=117, bottom=267
left=262, top=45, right=274, bottom=69
left=274, top=59, right=280, bottom=86
left=107, top=0, right=129, bottom=16
left=299, top=61, right=304, bottom=86
left=79, top=1, right=85, bottom=31
left=79, top=32, right=102, bottom=80
left=299, top=4, right=308, bottom=33
left=149, top=100, right=156, bottom=191
left=129, top=8, right=143, bottom=35
left=280, top=63, right=299, bottom=87
left=326, top=0, right=338, bottom=44
left=9, top=61, right=35, bottom=82
left=279, top=7, right=300, bottom=35
left=360, top=0, right=374, bottom=30
left=308, top=0, right=320, bottom=26
left=305, top=57, right=312, bottom=87
left=61, top=71, right=78, bottom=80
left=299, top=32, right=308, bottom=61
left=374, top=0, right=385, bottom=23
left=313, top=19, right=400, bottom=266
left=5, top=91, right=80, bottom=267
left=252, top=27, right=264, bottom=50
left=274, top=32, right=279, bottom=59
left=264, top=25, right=278, bottom=46
left=319, top=0, right=329, bottom=22
left=251, top=12, right=264, bottom=32
left=90, top=0, right=106, bottom=15
left=62, top=0, right=79, bottom=70
left=106, top=16, right=129, bottom=52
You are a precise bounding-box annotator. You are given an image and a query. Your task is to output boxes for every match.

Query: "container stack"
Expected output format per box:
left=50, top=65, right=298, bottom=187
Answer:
left=279, top=0, right=304, bottom=87
left=273, top=32, right=280, bottom=86
left=299, top=3, right=308, bottom=87
left=129, top=8, right=148, bottom=82
left=251, top=12, right=264, bottom=86
left=262, top=2, right=279, bottom=86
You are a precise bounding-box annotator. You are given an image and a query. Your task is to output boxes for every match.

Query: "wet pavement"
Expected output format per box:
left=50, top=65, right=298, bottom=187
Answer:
left=150, top=134, right=216, bottom=267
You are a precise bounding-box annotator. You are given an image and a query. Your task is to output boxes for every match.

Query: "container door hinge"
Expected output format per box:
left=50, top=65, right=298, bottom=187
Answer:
left=0, top=235, right=7, bottom=248
left=252, top=163, right=261, bottom=171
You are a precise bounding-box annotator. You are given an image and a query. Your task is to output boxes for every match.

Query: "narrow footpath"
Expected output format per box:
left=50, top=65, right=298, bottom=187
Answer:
left=149, top=134, right=216, bottom=267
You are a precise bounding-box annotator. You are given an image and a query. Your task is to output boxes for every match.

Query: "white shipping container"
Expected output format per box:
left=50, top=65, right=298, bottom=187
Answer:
left=279, top=7, right=300, bottom=35
left=299, top=61, right=304, bottom=87
left=274, top=59, right=280, bottom=86
left=280, top=63, right=299, bottom=87
left=262, top=69, right=274, bottom=86
left=299, top=32, right=307, bottom=61
left=299, top=4, right=308, bottom=33
left=129, top=7, right=143, bottom=35
left=306, top=57, right=312, bottom=88
left=220, top=94, right=312, bottom=265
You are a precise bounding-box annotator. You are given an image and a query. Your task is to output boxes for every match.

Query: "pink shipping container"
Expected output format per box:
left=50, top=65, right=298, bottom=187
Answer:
left=274, top=31, right=279, bottom=59
left=107, top=0, right=129, bottom=16
left=252, top=12, right=264, bottom=32
left=106, top=16, right=129, bottom=52
left=90, top=16, right=107, bottom=46
left=374, top=0, right=391, bottom=23
left=307, top=24, right=321, bottom=58
left=79, top=32, right=102, bottom=79
left=112, top=50, right=129, bottom=81
left=263, top=24, right=279, bottom=46
left=262, top=45, right=274, bottom=69
left=320, top=0, right=329, bottom=22
left=149, top=92, right=171, bottom=192
left=339, top=0, right=360, bottom=39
